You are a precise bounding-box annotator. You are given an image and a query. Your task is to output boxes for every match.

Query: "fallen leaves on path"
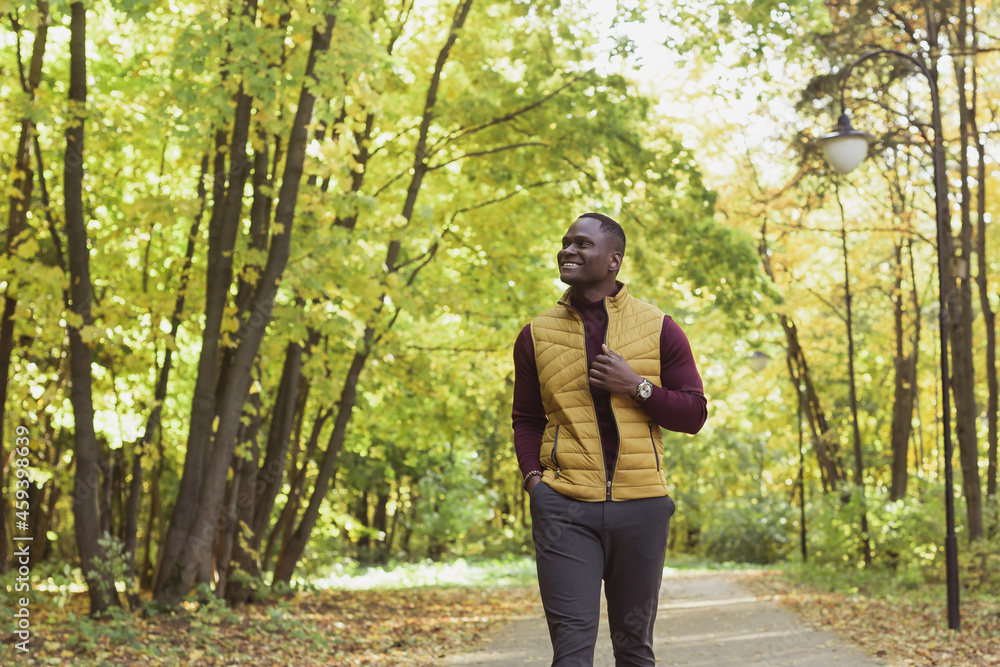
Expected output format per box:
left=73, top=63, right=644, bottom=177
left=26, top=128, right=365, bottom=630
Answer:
left=742, top=571, right=1000, bottom=667
left=2, top=586, right=538, bottom=666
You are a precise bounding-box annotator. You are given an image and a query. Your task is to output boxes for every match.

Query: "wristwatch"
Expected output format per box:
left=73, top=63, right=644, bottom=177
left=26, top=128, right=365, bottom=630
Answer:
left=635, top=379, right=653, bottom=401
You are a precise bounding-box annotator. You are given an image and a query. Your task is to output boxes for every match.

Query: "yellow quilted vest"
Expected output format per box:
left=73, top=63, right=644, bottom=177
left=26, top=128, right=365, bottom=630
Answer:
left=531, top=284, right=668, bottom=502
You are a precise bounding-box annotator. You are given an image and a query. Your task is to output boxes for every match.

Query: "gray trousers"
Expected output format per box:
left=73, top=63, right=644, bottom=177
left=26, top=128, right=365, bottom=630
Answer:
left=529, top=481, right=675, bottom=667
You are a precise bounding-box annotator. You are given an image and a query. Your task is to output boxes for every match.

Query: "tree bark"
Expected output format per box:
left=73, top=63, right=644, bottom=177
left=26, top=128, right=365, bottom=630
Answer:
left=227, top=329, right=315, bottom=600
left=64, top=1, right=118, bottom=614
left=890, top=241, right=919, bottom=500
left=142, top=439, right=164, bottom=590
left=218, top=386, right=260, bottom=601
left=265, top=401, right=326, bottom=570
left=372, top=486, right=390, bottom=563
left=123, top=449, right=142, bottom=608
left=354, top=486, right=371, bottom=557
left=252, top=335, right=311, bottom=542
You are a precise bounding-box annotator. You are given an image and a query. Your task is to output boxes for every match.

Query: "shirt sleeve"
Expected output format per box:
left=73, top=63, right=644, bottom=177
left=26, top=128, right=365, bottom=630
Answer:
left=511, top=324, right=547, bottom=479
left=639, top=316, right=708, bottom=434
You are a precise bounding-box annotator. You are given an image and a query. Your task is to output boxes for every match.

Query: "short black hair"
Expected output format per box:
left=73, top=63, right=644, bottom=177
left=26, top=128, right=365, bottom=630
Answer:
left=576, top=212, right=626, bottom=254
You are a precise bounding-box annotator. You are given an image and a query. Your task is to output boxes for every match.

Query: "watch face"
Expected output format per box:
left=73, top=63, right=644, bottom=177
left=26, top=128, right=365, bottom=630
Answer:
left=638, top=381, right=652, bottom=400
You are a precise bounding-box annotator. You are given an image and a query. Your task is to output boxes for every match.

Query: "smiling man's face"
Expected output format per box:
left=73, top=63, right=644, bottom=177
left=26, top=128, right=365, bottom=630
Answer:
left=557, top=216, right=621, bottom=291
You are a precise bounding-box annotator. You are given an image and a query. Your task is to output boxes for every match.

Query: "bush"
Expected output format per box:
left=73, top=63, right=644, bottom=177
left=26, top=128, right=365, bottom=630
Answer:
left=699, top=494, right=796, bottom=564
left=805, top=483, right=965, bottom=588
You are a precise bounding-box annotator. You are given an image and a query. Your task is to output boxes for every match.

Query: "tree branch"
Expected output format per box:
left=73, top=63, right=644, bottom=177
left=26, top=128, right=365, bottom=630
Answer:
left=427, top=142, right=546, bottom=171
left=428, top=73, right=588, bottom=152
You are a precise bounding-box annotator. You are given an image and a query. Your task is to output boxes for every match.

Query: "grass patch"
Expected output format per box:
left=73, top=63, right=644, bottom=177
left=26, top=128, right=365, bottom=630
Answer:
left=310, top=556, right=537, bottom=590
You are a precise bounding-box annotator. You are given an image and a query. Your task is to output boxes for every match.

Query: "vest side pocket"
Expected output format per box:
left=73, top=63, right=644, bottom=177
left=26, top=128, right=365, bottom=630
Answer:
left=552, top=425, right=561, bottom=480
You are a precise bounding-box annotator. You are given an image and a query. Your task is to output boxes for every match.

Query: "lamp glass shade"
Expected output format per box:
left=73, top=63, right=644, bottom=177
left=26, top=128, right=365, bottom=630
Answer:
left=748, top=351, right=770, bottom=373
left=821, top=134, right=871, bottom=174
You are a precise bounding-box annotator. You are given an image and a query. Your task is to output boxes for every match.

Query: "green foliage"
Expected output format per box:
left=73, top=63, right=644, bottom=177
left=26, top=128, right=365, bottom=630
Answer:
left=312, top=556, right=537, bottom=590
left=85, top=534, right=133, bottom=601
left=960, top=503, right=1000, bottom=594
left=185, top=583, right=241, bottom=627
left=802, top=484, right=985, bottom=590
left=81, top=605, right=144, bottom=650
left=662, top=0, right=832, bottom=62
left=699, top=493, right=797, bottom=564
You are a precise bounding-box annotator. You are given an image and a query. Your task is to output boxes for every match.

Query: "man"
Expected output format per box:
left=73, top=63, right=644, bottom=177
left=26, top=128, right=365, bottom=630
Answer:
left=511, top=212, right=707, bottom=666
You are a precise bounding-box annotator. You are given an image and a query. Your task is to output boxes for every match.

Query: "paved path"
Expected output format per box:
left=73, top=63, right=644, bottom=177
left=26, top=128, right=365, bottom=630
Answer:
left=442, top=570, right=883, bottom=666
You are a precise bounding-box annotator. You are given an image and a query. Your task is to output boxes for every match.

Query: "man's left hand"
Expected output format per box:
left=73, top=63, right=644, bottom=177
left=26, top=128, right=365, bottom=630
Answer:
left=589, top=344, right=643, bottom=395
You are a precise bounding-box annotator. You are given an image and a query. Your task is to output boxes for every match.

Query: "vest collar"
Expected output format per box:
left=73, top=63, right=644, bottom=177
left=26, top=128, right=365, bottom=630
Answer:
left=559, top=282, right=630, bottom=312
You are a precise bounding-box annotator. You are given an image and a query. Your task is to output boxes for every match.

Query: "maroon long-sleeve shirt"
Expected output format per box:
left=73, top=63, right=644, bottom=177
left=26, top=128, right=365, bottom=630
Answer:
left=512, top=292, right=707, bottom=481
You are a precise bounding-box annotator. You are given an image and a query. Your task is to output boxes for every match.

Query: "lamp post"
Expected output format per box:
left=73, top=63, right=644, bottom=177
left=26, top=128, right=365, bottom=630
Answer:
left=816, top=49, right=960, bottom=631
left=796, top=381, right=807, bottom=563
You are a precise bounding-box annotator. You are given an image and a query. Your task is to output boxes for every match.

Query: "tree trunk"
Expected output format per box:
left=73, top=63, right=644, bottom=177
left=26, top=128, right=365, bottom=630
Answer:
left=948, top=19, right=984, bottom=541
left=273, top=341, right=371, bottom=585
left=153, top=127, right=234, bottom=598
left=141, top=444, right=163, bottom=590
left=37, top=481, right=60, bottom=564
left=64, top=1, right=118, bottom=614
left=230, top=330, right=314, bottom=596
left=372, top=486, right=390, bottom=563
left=155, top=9, right=338, bottom=606
left=385, top=479, right=401, bottom=561
left=0, top=0, right=50, bottom=575
left=354, top=488, right=371, bottom=558
left=122, top=447, right=143, bottom=607
left=219, top=386, right=260, bottom=602
left=26, top=479, right=54, bottom=566
left=890, top=241, right=919, bottom=500
left=265, top=402, right=328, bottom=571
left=251, top=337, right=309, bottom=541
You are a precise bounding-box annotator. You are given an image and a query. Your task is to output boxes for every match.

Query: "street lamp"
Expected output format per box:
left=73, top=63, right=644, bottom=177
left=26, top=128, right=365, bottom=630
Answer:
left=748, top=350, right=771, bottom=373
left=816, top=49, right=960, bottom=631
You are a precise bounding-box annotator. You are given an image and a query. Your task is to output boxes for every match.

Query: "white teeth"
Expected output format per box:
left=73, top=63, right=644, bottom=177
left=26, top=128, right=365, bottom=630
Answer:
left=562, top=263, right=580, bottom=267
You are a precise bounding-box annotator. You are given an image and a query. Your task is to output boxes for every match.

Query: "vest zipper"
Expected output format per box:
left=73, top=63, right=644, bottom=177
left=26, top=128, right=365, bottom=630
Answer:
left=603, top=297, right=622, bottom=501
left=649, top=421, right=660, bottom=471
left=552, top=425, right=561, bottom=480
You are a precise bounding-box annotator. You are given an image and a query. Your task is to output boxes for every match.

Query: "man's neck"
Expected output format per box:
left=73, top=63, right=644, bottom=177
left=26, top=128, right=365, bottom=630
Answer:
left=571, top=280, right=620, bottom=304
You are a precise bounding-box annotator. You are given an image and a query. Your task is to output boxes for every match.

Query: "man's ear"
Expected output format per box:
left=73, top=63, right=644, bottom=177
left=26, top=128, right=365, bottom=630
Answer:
left=609, top=251, right=623, bottom=273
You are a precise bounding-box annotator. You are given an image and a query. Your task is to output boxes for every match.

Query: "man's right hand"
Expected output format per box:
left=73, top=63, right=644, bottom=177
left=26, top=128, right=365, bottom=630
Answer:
left=525, top=475, right=542, bottom=495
